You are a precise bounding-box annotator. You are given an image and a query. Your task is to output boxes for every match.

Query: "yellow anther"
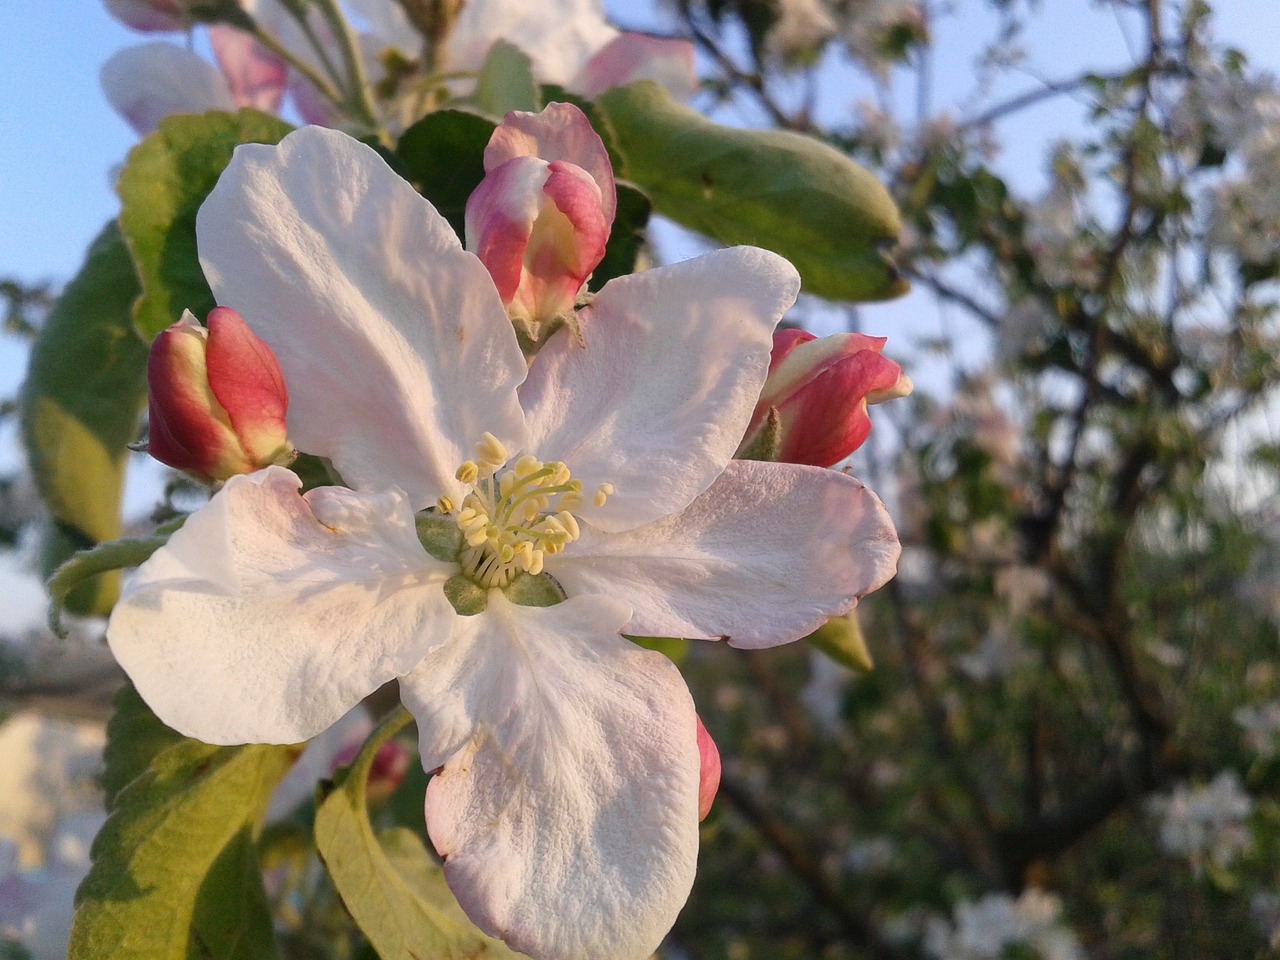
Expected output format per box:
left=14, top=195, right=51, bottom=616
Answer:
left=448, top=437, right=616, bottom=588
left=557, top=511, right=580, bottom=540
left=476, top=432, right=508, bottom=468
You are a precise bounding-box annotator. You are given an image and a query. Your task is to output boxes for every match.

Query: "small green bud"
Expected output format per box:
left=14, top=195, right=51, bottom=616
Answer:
left=806, top=611, right=874, bottom=673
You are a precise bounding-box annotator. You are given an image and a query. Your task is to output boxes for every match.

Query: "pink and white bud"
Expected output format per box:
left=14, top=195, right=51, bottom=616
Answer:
left=696, top=715, right=721, bottom=822
left=740, top=329, right=913, bottom=467
left=147, top=306, right=292, bottom=482
left=574, top=34, right=697, bottom=101
left=466, top=102, right=616, bottom=329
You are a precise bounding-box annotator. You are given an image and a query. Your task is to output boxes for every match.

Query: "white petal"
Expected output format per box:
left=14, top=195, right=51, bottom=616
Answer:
left=400, top=593, right=699, bottom=960
left=106, top=467, right=457, bottom=745
left=101, top=44, right=236, bottom=136
left=521, top=247, right=800, bottom=532
left=549, top=459, right=901, bottom=647
left=197, top=126, right=528, bottom=508
left=445, top=0, right=618, bottom=86
left=344, top=0, right=418, bottom=50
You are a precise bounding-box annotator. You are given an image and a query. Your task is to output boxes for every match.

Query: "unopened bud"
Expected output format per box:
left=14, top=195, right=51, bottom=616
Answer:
left=465, top=103, right=615, bottom=333
left=738, top=329, right=912, bottom=467
left=696, top=715, right=721, bottom=822
left=332, top=738, right=412, bottom=807
left=146, top=306, right=292, bottom=482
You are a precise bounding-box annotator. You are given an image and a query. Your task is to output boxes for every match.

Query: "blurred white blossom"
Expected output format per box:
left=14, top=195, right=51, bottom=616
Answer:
left=765, top=0, right=838, bottom=63
left=924, top=889, right=1084, bottom=960
left=1148, top=770, right=1254, bottom=874
left=1235, top=700, right=1280, bottom=756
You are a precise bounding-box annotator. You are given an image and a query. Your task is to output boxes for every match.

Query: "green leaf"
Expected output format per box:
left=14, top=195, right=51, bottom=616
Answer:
left=46, top=536, right=168, bottom=638
left=590, top=183, right=652, bottom=290
left=315, top=708, right=500, bottom=959
left=472, top=40, right=540, bottom=117
left=71, top=686, right=293, bottom=960
left=377, top=828, right=526, bottom=959
left=396, top=109, right=496, bottom=239
left=627, top=635, right=691, bottom=663
left=594, top=82, right=908, bottom=303
left=19, top=222, right=148, bottom=616
left=101, top=684, right=184, bottom=807
left=117, top=109, right=294, bottom=341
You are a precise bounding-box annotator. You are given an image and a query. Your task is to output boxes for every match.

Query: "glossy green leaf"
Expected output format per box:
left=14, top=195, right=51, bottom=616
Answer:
left=472, top=40, right=540, bottom=117
left=594, top=82, right=908, bottom=303
left=396, top=109, right=496, bottom=239
left=70, top=685, right=292, bottom=960
left=315, top=708, right=497, bottom=959
left=117, top=109, right=294, bottom=341
left=19, top=222, right=148, bottom=616
left=590, top=182, right=652, bottom=290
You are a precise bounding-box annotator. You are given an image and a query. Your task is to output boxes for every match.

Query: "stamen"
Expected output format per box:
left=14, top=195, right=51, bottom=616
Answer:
left=476, top=432, right=508, bottom=469
left=442, top=439, right=614, bottom=589
left=592, top=482, right=614, bottom=507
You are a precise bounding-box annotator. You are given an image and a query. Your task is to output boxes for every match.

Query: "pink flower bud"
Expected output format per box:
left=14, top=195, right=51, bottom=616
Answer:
left=696, top=715, right=721, bottom=822
left=466, top=103, right=615, bottom=328
left=209, top=24, right=289, bottom=115
left=147, top=306, right=291, bottom=482
left=741, top=329, right=913, bottom=467
left=332, top=738, right=412, bottom=807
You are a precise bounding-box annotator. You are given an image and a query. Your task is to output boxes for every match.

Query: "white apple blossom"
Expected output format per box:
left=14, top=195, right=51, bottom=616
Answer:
left=1148, top=770, right=1254, bottom=874
left=101, top=0, right=696, bottom=138
left=104, top=125, right=900, bottom=960
left=1236, top=699, right=1280, bottom=756
left=924, top=889, right=1084, bottom=960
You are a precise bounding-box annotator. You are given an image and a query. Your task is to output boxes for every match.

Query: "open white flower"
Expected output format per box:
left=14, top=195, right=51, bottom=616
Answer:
left=105, top=125, right=900, bottom=960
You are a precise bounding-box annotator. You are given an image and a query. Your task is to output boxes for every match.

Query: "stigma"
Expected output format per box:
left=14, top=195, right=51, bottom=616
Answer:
left=439, top=433, right=611, bottom=588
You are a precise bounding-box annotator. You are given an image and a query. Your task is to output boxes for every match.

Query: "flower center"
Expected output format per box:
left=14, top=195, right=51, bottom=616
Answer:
left=437, top=433, right=612, bottom=589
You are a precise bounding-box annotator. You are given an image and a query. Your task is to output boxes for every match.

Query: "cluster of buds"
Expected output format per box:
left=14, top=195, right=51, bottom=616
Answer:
left=465, top=103, right=616, bottom=343
left=146, top=306, right=293, bottom=483
left=739, top=328, right=912, bottom=467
